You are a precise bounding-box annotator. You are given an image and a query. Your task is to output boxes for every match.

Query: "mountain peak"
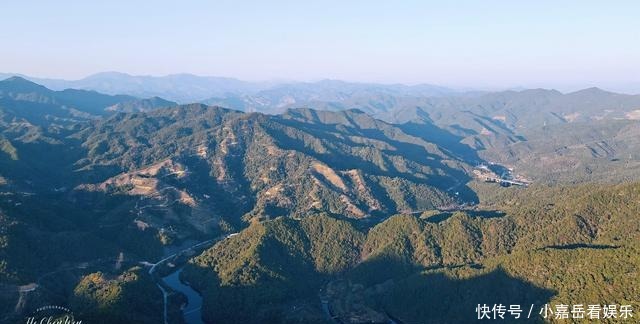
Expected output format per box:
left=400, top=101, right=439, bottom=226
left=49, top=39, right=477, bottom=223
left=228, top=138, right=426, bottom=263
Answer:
left=568, top=87, right=614, bottom=96
left=84, top=71, right=133, bottom=79
left=0, top=76, right=51, bottom=93
left=2, top=75, right=34, bottom=84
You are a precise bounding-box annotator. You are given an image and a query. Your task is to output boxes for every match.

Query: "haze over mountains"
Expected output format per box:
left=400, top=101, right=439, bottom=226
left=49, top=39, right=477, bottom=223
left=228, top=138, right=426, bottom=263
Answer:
left=0, top=72, right=456, bottom=105
left=1, top=75, right=639, bottom=234
left=3, top=0, right=640, bottom=322
left=0, top=75, right=639, bottom=323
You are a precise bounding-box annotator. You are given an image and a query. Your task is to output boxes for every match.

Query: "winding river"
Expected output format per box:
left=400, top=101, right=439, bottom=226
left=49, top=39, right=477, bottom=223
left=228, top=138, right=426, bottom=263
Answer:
left=162, top=268, right=204, bottom=324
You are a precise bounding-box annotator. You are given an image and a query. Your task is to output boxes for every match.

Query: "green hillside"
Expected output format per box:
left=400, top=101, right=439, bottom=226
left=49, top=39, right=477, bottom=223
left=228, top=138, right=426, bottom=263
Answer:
left=1, top=79, right=639, bottom=323
left=184, top=182, right=640, bottom=323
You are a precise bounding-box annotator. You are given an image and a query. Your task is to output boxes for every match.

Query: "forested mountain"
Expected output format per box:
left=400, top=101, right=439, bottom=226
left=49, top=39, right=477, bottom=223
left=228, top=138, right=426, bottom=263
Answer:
left=105, top=96, right=177, bottom=113
left=0, top=83, right=475, bottom=288
left=382, top=87, right=640, bottom=126
left=184, top=182, right=640, bottom=323
left=0, top=77, right=175, bottom=191
left=376, top=88, right=640, bottom=184
left=0, top=78, right=638, bottom=323
left=72, top=104, right=474, bottom=234
left=23, top=71, right=635, bottom=186
left=0, top=76, right=175, bottom=121
left=366, top=88, right=640, bottom=156
left=0, top=76, right=135, bottom=117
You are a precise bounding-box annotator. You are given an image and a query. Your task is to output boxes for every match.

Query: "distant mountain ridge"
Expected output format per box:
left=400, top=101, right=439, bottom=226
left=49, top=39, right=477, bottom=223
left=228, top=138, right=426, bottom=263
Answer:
left=0, top=76, right=176, bottom=116
left=1, top=74, right=639, bottom=324
left=203, top=79, right=455, bottom=113
left=0, top=72, right=273, bottom=103
left=2, top=76, right=640, bottom=187
left=381, top=88, right=640, bottom=183
left=0, top=72, right=456, bottom=105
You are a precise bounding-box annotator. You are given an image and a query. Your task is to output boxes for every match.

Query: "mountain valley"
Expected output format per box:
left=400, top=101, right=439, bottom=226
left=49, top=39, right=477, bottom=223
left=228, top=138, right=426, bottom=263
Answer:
left=0, top=76, right=638, bottom=323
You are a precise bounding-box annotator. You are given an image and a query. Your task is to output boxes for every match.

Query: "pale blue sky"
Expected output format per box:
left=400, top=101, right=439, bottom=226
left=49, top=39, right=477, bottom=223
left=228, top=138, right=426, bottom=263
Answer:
left=1, top=1, right=639, bottom=90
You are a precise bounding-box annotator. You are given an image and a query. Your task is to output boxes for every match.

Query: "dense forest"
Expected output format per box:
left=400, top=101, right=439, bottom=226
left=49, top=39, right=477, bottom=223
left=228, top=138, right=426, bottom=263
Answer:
left=0, top=77, right=638, bottom=323
left=184, top=182, right=640, bottom=323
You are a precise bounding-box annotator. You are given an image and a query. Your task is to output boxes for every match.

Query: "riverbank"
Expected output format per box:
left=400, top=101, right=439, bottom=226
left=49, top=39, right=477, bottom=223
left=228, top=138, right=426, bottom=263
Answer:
left=163, top=268, right=204, bottom=324
left=148, top=236, right=227, bottom=324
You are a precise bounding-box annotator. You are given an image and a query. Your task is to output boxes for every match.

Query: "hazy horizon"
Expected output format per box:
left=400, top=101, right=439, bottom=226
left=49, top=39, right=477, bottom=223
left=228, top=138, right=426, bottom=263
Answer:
left=2, top=70, right=640, bottom=95
left=2, top=3, right=640, bottom=323
left=2, top=1, right=639, bottom=92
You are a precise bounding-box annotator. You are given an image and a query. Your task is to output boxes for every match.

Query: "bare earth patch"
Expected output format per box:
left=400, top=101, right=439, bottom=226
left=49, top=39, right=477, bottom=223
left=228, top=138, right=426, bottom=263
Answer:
left=625, top=110, right=640, bottom=120
left=312, top=163, right=348, bottom=191
left=563, top=112, right=581, bottom=122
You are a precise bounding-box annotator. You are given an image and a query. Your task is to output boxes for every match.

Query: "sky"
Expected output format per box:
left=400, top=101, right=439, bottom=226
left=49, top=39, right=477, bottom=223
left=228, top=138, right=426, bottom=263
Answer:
left=1, top=0, right=639, bottom=91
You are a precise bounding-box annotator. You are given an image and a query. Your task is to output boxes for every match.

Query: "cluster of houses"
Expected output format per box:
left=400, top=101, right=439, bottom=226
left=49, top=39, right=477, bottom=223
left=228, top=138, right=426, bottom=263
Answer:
left=472, top=164, right=531, bottom=187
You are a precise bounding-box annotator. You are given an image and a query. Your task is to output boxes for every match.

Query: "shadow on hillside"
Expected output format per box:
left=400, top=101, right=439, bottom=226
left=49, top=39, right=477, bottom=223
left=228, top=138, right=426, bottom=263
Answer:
left=423, top=209, right=505, bottom=224
left=399, top=121, right=482, bottom=163
left=376, top=268, right=555, bottom=323
left=8, top=190, right=166, bottom=268
left=181, top=250, right=555, bottom=324
left=265, top=117, right=480, bottom=205
left=467, top=209, right=506, bottom=219
left=0, top=188, right=170, bottom=323
left=182, top=261, right=326, bottom=324
left=544, top=243, right=620, bottom=250
left=424, top=211, right=454, bottom=223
